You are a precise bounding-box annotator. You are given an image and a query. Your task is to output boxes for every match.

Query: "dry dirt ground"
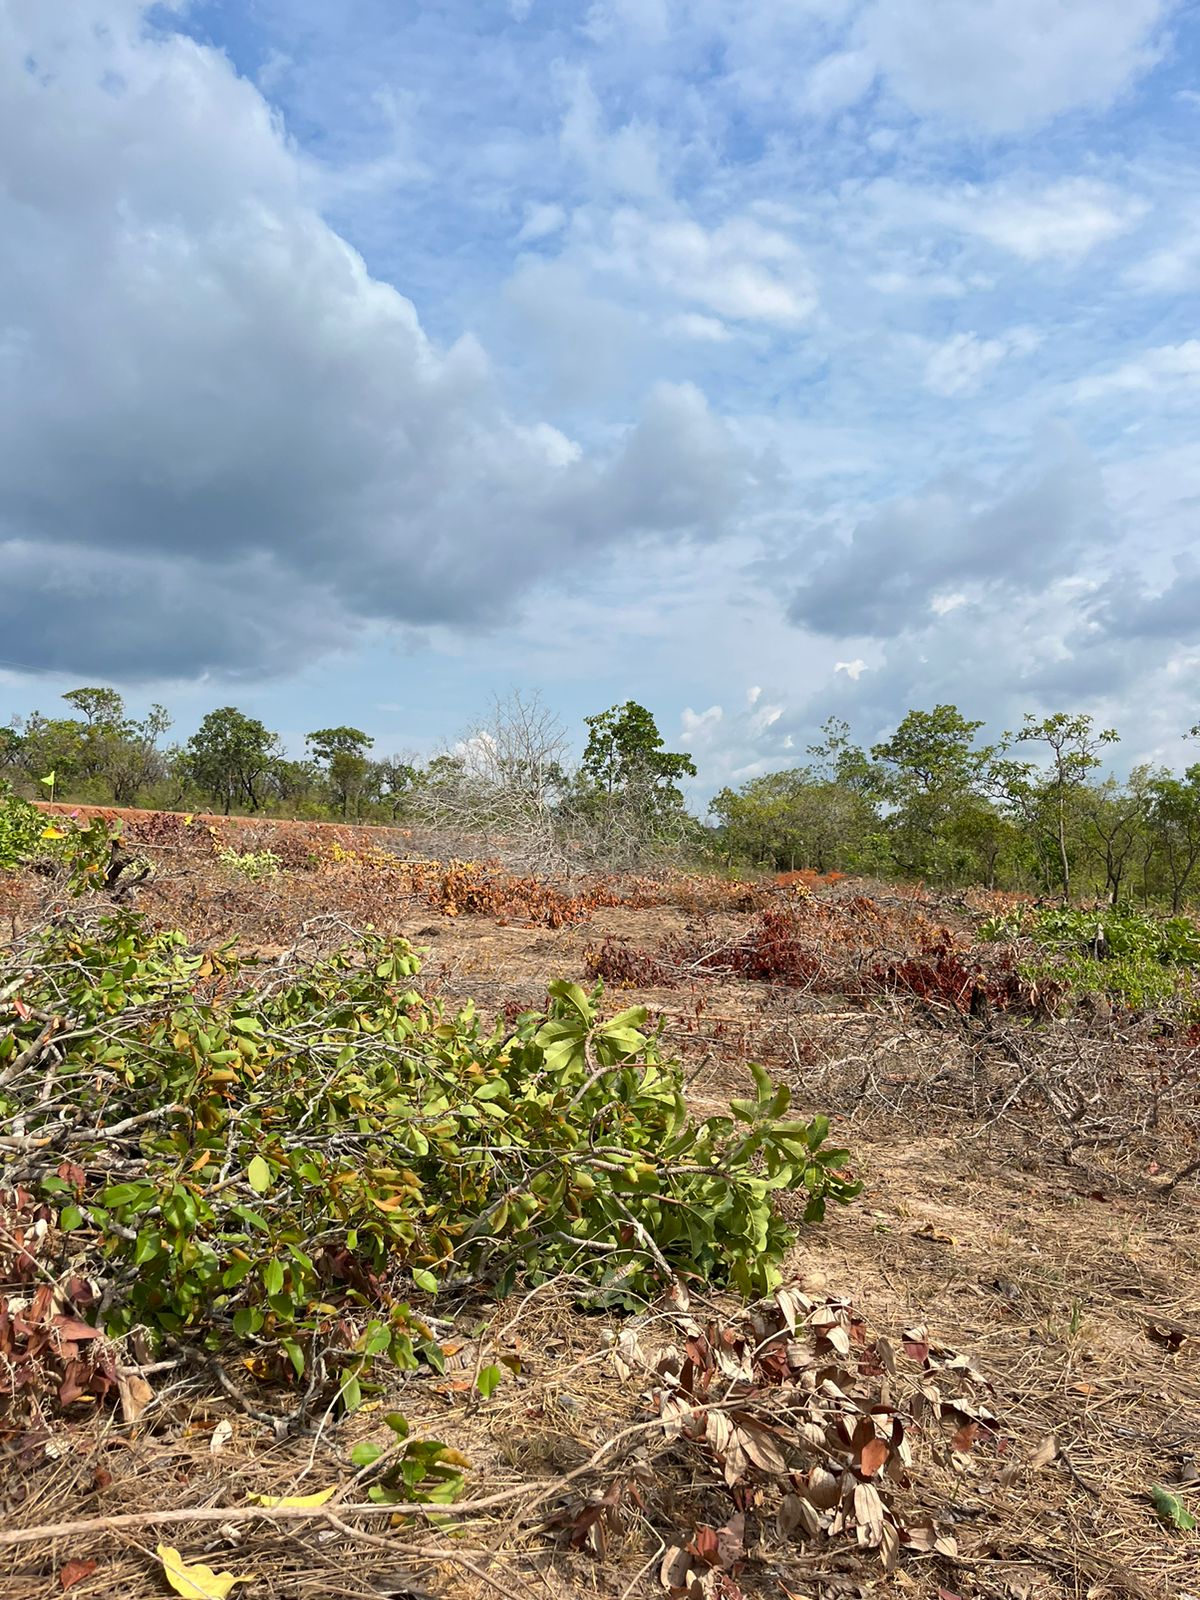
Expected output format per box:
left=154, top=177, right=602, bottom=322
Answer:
left=2, top=819, right=1197, bottom=1600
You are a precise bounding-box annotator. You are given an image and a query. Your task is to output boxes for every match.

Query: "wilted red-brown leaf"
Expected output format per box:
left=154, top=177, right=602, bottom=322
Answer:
left=951, top=1420, right=979, bottom=1453
left=53, top=1317, right=102, bottom=1343
left=861, top=1437, right=890, bottom=1476
left=688, top=1524, right=721, bottom=1567
left=59, top=1559, right=97, bottom=1591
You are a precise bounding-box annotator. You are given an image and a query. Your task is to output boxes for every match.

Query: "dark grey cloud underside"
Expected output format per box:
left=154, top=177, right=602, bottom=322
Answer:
left=0, top=6, right=749, bottom=679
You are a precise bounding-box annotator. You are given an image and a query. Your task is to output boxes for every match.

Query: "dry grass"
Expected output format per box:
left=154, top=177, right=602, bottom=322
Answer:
left=2, top=816, right=1198, bottom=1600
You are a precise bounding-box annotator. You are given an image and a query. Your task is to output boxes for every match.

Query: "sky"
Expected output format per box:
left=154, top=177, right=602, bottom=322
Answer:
left=1, top=0, right=1198, bottom=805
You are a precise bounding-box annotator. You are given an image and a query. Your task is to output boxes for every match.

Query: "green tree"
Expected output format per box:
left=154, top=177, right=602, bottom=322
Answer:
left=0, top=722, right=25, bottom=770
left=577, top=702, right=697, bottom=859
left=375, top=755, right=421, bottom=821
left=307, top=727, right=375, bottom=819
left=1148, top=765, right=1200, bottom=911
left=61, top=686, right=127, bottom=728
left=581, top=701, right=696, bottom=801
left=18, top=689, right=172, bottom=805
left=806, top=717, right=880, bottom=796
left=1080, top=767, right=1155, bottom=905
left=185, top=708, right=280, bottom=815
left=1004, top=713, right=1119, bottom=902
left=871, top=705, right=996, bottom=881
left=709, top=767, right=883, bottom=874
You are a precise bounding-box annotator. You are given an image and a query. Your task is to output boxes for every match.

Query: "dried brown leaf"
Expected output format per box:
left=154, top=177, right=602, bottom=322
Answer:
left=853, top=1482, right=886, bottom=1547
left=660, top=1545, right=693, bottom=1590
left=736, top=1419, right=788, bottom=1475
left=778, top=1493, right=822, bottom=1541
left=59, top=1560, right=98, bottom=1591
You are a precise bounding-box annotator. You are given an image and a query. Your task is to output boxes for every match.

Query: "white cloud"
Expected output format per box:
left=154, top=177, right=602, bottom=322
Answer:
left=1125, top=216, right=1200, bottom=291
left=834, top=659, right=867, bottom=679
left=947, top=179, right=1145, bottom=262
left=922, top=333, right=1009, bottom=397
left=1075, top=341, right=1200, bottom=400
left=666, top=312, right=734, bottom=342
left=517, top=201, right=567, bottom=242
left=799, top=48, right=877, bottom=116
left=680, top=703, right=725, bottom=745
left=557, top=67, right=663, bottom=197
left=920, top=327, right=1040, bottom=396
left=860, top=0, right=1172, bottom=132
left=586, top=0, right=671, bottom=44
left=602, top=209, right=817, bottom=327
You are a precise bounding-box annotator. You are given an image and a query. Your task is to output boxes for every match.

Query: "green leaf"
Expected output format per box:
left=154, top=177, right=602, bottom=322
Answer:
left=246, top=1156, right=272, bottom=1195
left=472, top=1079, right=508, bottom=1102
left=546, top=980, right=592, bottom=1022
left=261, top=1259, right=285, bottom=1297
left=340, top=1373, right=362, bottom=1414
left=58, top=1205, right=84, bottom=1231
left=604, top=1005, right=648, bottom=1031
left=229, top=1206, right=270, bottom=1234
left=411, top=1267, right=438, bottom=1293
left=1149, top=1485, right=1197, bottom=1531
left=350, top=1441, right=385, bottom=1469
left=475, top=1364, right=503, bottom=1400
left=221, top=1256, right=255, bottom=1288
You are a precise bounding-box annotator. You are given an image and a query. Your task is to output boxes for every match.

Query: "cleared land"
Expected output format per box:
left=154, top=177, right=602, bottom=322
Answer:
left=2, top=810, right=1197, bottom=1600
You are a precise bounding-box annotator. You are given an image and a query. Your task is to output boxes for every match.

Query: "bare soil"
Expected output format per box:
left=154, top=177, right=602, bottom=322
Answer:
left=2, top=815, right=1197, bottom=1600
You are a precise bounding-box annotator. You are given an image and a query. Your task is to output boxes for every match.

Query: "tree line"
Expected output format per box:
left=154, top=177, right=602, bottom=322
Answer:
left=4, top=689, right=1200, bottom=901
left=711, top=707, right=1200, bottom=907
left=0, top=690, right=698, bottom=869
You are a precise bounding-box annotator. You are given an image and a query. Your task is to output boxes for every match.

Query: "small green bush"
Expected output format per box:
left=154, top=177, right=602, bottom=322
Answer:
left=217, top=846, right=281, bottom=881
left=0, top=781, right=52, bottom=870
left=0, top=782, right=117, bottom=889
left=1, top=912, right=860, bottom=1414
left=981, top=903, right=1200, bottom=1010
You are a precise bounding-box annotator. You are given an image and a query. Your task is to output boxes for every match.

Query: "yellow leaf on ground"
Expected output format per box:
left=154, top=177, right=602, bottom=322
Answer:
left=40, top=826, right=66, bottom=839
left=156, top=1544, right=254, bottom=1599
left=249, top=1486, right=336, bottom=1508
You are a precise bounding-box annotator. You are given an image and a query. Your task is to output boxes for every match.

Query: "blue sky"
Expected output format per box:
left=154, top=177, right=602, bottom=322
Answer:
left=1, top=0, right=1198, bottom=803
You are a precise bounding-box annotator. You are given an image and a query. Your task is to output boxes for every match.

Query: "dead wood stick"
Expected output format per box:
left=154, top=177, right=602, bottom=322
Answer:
left=0, top=1412, right=682, bottom=1549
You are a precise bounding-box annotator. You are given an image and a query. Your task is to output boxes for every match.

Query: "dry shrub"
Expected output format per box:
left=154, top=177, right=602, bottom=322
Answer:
left=866, top=941, right=1032, bottom=1014
left=773, top=868, right=846, bottom=890
left=588, top=896, right=968, bottom=997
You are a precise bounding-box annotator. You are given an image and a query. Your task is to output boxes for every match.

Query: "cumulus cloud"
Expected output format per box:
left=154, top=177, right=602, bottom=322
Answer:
left=0, top=3, right=751, bottom=678
left=788, top=429, right=1111, bottom=638
left=1087, top=561, right=1200, bottom=642
left=859, top=0, right=1173, bottom=132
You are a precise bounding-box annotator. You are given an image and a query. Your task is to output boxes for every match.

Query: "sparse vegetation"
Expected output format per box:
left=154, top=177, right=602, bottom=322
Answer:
left=2, top=789, right=1197, bottom=1600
